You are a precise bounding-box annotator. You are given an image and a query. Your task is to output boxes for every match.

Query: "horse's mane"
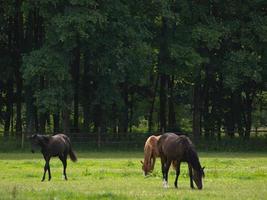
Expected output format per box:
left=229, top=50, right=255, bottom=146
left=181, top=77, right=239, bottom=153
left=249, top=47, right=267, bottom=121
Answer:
left=186, top=142, right=201, bottom=171
left=144, top=139, right=153, bottom=165
left=35, top=134, right=51, bottom=147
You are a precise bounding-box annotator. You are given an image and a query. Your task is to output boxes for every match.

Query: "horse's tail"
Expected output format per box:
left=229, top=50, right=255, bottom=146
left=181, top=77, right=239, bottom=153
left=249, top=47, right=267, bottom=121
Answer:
left=63, top=135, right=78, bottom=162
left=69, top=146, right=77, bottom=162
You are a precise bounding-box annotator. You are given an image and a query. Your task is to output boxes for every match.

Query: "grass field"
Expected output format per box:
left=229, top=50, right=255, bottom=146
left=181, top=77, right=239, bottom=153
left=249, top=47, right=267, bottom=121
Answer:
left=0, top=151, right=266, bottom=200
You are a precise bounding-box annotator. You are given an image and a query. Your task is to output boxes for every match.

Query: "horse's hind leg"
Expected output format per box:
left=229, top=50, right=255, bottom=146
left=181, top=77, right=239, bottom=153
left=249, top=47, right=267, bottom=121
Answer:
left=47, top=162, right=51, bottom=181
left=160, top=156, right=167, bottom=187
left=174, top=161, right=181, bottom=188
left=162, top=159, right=172, bottom=188
left=59, top=154, right=68, bottom=180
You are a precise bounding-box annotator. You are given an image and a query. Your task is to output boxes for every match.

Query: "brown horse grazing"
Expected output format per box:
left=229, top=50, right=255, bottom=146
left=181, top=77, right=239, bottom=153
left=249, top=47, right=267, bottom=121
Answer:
left=158, top=133, right=205, bottom=189
left=141, top=134, right=177, bottom=176
left=29, top=134, right=77, bottom=181
left=141, top=135, right=161, bottom=175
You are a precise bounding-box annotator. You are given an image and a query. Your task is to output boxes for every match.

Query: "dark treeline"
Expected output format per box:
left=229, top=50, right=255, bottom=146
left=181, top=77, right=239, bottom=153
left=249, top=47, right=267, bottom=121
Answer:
left=0, top=0, right=267, bottom=140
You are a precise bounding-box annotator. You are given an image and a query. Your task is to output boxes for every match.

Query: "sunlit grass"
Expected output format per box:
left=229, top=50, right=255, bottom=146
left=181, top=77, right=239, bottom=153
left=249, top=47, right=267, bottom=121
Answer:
left=0, top=152, right=266, bottom=199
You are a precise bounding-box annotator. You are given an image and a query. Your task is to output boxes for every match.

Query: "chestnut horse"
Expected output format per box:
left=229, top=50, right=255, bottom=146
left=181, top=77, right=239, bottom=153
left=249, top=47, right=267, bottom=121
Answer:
left=29, top=134, right=77, bottom=181
left=141, top=135, right=161, bottom=175
left=158, top=133, right=205, bottom=189
left=141, top=134, right=177, bottom=176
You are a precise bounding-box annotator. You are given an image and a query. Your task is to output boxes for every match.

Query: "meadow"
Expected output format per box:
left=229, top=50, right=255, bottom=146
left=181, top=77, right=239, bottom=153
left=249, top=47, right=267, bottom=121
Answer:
left=0, top=151, right=266, bottom=200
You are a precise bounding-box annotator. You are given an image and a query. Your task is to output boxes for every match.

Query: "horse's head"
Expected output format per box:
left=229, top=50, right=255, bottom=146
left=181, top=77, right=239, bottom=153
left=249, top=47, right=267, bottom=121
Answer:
left=28, top=134, right=39, bottom=153
left=192, top=166, right=205, bottom=189
left=140, top=160, right=152, bottom=176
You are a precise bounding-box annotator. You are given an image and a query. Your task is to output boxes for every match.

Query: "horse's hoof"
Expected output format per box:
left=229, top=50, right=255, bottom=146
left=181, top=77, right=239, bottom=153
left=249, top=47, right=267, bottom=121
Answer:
left=41, top=179, right=45, bottom=182
left=163, top=180, right=169, bottom=189
left=163, top=185, right=169, bottom=189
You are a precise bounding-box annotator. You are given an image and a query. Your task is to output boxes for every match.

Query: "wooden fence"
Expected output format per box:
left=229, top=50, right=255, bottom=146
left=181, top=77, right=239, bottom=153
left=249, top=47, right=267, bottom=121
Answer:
left=0, top=130, right=266, bottom=151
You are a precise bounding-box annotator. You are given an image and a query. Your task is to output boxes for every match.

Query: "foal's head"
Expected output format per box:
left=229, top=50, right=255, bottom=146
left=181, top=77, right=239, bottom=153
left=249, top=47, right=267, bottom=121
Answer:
left=140, top=160, right=152, bottom=176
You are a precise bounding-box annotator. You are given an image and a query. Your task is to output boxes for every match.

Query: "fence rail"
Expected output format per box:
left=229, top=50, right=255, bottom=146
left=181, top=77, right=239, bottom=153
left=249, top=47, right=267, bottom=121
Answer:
left=0, top=130, right=267, bottom=151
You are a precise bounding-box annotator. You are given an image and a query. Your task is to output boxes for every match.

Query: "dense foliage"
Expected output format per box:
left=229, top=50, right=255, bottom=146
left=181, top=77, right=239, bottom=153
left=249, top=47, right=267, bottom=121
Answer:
left=0, top=0, right=267, bottom=139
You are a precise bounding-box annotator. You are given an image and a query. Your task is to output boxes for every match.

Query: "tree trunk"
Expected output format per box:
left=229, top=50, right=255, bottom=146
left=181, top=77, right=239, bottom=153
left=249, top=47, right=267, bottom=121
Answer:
left=243, top=90, right=255, bottom=139
left=83, top=107, right=90, bottom=132
left=158, top=17, right=168, bottom=133
left=148, top=74, right=159, bottom=132
left=62, top=109, right=70, bottom=134
left=53, top=112, right=60, bottom=133
left=93, top=104, right=102, bottom=132
left=82, top=54, right=92, bottom=132
left=15, top=70, right=23, bottom=135
left=25, top=86, right=35, bottom=134
left=71, top=36, right=80, bottom=132
left=14, top=0, right=23, bottom=135
left=225, top=93, right=235, bottom=138
left=111, top=103, right=118, bottom=134
left=168, top=75, right=176, bottom=131
left=234, top=92, right=244, bottom=137
left=39, top=76, right=46, bottom=134
left=120, top=81, right=129, bottom=133
left=4, top=79, right=13, bottom=137
left=193, top=81, right=201, bottom=140
left=159, top=74, right=167, bottom=133
left=129, top=92, right=134, bottom=133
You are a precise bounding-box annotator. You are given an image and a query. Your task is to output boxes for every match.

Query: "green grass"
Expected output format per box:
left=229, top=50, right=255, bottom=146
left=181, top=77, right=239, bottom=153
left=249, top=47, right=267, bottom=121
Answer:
left=0, top=152, right=266, bottom=200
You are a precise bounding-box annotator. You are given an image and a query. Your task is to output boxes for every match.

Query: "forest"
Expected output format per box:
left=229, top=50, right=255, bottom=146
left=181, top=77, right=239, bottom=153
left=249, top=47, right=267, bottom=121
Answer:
left=0, top=0, right=267, bottom=140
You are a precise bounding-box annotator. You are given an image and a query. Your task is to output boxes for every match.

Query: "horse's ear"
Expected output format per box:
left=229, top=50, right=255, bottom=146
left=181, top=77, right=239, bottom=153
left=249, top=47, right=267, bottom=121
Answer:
left=202, top=166, right=205, bottom=170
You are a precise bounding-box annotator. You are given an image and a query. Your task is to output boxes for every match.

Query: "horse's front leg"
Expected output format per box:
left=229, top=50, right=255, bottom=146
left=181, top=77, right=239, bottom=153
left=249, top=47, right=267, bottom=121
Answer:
left=188, top=164, right=194, bottom=189
left=42, top=158, right=51, bottom=181
left=47, top=160, right=51, bottom=181
left=151, top=155, right=156, bottom=171
left=174, top=161, right=181, bottom=188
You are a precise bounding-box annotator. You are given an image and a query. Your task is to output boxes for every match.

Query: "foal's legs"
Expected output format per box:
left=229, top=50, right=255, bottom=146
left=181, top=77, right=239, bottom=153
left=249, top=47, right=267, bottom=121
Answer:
left=151, top=155, right=156, bottom=171
left=174, top=161, right=181, bottom=188
left=188, top=164, right=194, bottom=189
left=42, top=157, right=51, bottom=181
left=59, top=154, right=68, bottom=180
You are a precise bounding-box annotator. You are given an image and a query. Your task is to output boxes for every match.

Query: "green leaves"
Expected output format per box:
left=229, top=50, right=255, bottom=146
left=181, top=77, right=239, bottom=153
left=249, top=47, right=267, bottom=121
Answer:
left=192, top=22, right=228, bottom=50
left=223, top=50, right=262, bottom=90
left=22, top=47, right=72, bottom=113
